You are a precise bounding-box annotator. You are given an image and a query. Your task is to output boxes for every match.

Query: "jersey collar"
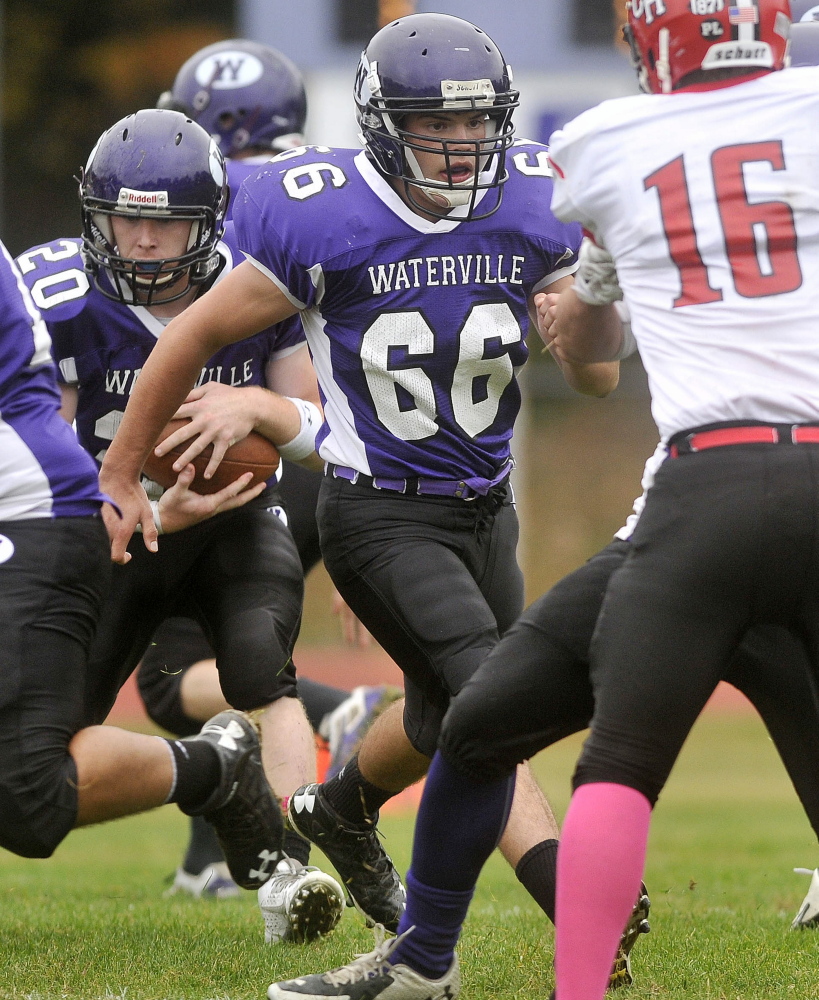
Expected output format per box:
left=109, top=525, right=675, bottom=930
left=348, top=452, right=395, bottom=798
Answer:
left=354, top=150, right=489, bottom=235
left=127, top=239, right=235, bottom=338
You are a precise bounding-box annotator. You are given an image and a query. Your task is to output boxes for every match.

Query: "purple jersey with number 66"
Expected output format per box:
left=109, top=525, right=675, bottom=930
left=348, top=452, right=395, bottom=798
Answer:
left=234, top=140, right=581, bottom=490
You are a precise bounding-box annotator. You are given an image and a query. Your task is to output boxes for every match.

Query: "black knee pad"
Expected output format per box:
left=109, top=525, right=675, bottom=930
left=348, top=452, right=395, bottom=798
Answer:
left=438, top=688, right=520, bottom=783
left=216, top=608, right=299, bottom=711
left=0, top=758, right=78, bottom=858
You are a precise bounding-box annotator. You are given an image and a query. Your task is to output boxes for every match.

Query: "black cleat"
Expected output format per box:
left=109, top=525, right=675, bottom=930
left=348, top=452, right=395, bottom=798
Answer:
left=609, top=881, right=651, bottom=989
left=180, top=710, right=283, bottom=890
left=287, top=783, right=406, bottom=932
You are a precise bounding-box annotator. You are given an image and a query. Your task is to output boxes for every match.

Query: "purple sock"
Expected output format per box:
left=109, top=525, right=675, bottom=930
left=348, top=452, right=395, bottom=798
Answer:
left=388, top=751, right=516, bottom=978
left=390, top=870, right=473, bottom=979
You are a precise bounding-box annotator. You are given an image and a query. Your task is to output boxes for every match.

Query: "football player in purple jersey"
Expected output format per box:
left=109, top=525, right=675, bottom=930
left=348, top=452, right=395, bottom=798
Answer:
left=100, top=9, right=618, bottom=961
left=0, top=233, right=285, bottom=896
left=148, top=38, right=402, bottom=900
left=19, top=107, right=348, bottom=944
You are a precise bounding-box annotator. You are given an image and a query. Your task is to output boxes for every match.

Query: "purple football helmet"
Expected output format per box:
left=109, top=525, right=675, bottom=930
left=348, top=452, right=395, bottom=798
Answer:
left=80, top=109, right=227, bottom=306
left=157, top=39, right=307, bottom=157
left=354, top=13, right=519, bottom=221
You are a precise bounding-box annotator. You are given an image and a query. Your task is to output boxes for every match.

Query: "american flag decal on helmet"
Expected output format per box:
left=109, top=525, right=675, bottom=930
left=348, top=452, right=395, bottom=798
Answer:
left=729, top=5, right=759, bottom=23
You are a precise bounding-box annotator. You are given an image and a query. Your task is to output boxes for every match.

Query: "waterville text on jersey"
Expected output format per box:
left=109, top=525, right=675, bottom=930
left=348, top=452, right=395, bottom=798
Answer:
left=104, top=359, right=257, bottom=396
left=368, top=254, right=526, bottom=295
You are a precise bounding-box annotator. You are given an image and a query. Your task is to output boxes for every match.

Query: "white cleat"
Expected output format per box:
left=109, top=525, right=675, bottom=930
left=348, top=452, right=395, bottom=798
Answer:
left=164, top=862, right=240, bottom=899
left=259, top=857, right=345, bottom=944
left=792, top=868, right=819, bottom=929
left=267, top=925, right=460, bottom=999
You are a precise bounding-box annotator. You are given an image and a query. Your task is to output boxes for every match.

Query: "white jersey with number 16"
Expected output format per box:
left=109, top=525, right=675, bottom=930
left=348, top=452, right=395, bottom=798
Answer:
left=549, top=66, right=819, bottom=441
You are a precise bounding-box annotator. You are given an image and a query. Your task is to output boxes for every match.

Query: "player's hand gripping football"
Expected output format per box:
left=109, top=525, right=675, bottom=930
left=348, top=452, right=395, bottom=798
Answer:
left=154, top=381, right=262, bottom=481
left=153, top=461, right=266, bottom=534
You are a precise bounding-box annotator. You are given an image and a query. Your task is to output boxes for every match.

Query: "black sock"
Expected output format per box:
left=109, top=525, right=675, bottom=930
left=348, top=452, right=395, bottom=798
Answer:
left=164, top=737, right=221, bottom=812
left=183, top=814, right=224, bottom=874
left=322, top=753, right=392, bottom=825
left=515, top=838, right=559, bottom=924
left=283, top=829, right=311, bottom=866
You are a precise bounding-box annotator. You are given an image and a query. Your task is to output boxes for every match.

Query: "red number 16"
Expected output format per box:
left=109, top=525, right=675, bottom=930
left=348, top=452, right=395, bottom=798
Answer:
left=644, top=141, right=802, bottom=308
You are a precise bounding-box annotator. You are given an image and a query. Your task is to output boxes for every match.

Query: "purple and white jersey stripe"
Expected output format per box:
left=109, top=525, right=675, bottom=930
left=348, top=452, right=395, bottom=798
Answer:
left=0, top=240, right=104, bottom=520
left=17, top=224, right=305, bottom=495
left=233, top=141, right=581, bottom=490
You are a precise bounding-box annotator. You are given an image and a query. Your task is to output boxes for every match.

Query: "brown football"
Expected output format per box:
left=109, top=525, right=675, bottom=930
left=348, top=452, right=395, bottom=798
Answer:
left=142, top=418, right=280, bottom=495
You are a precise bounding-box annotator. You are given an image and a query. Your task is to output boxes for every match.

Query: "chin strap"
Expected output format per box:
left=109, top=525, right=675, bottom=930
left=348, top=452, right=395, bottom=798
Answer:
left=657, top=28, right=672, bottom=94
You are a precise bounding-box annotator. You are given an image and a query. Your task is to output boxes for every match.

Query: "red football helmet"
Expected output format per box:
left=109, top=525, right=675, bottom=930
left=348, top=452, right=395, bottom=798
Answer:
left=624, top=0, right=792, bottom=94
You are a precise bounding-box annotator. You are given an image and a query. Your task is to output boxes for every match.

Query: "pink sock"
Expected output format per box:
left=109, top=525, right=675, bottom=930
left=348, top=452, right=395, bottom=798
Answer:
left=555, top=782, right=651, bottom=1000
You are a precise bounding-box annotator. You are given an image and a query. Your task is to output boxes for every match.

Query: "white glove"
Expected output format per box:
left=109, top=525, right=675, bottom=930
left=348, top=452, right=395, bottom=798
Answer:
left=573, top=237, right=624, bottom=306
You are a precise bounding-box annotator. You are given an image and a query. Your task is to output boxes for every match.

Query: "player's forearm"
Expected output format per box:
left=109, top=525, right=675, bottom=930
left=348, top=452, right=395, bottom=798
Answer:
left=250, top=387, right=303, bottom=446
left=553, top=354, right=620, bottom=397
left=551, top=287, right=625, bottom=364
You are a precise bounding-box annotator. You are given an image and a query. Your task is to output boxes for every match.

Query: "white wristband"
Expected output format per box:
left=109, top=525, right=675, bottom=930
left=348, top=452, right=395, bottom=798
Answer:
left=278, top=397, right=322, bottom=461
left=150, top=499, right=165, bottom=535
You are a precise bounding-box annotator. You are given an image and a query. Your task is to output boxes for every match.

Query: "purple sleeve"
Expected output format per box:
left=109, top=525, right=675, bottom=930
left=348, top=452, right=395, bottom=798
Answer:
left=271, top=313, right=305, bottom=354
left=232, top=182, right=317, bottom=310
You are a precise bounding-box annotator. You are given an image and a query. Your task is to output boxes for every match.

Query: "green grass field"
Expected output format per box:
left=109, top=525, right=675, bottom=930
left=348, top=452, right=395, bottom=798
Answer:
left=2, top=712, right=819, bottom=999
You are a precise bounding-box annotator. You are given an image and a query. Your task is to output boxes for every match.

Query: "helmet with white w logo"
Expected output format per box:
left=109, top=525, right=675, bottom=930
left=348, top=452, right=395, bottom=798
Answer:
left=158, top=39, right=307, bottom=156
left=354, top=12, right=519, bottom=221
left=624, top=0, right=791, bottom=95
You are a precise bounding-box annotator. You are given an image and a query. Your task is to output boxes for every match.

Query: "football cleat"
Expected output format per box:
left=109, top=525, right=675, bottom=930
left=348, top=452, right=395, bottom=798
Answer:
left=180, top=710, right=284, bottom=890
left=258, top=857, right=345, bottom=944
left=164, top=862, right=240, bottom=900
left=321, top=685, right=403, bottom=781
left=792, top=867, right=819, bottom=928
left=287, top=783, right=406, bottom=932
left=609, top=882, right=651, bottom=989
left=267, top=924, right=460, bottom=999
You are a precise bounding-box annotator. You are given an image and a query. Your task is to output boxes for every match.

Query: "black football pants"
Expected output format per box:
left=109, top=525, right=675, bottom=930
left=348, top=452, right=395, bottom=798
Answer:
left=0, top=517, right=109, bottom=856
left=317, top=474, right=523, bottom=757
left=441, top=529, right=819, bottom=838
left=575, top=444, right=819, bottom=806
left=84, top=486, right=303, bottom=726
